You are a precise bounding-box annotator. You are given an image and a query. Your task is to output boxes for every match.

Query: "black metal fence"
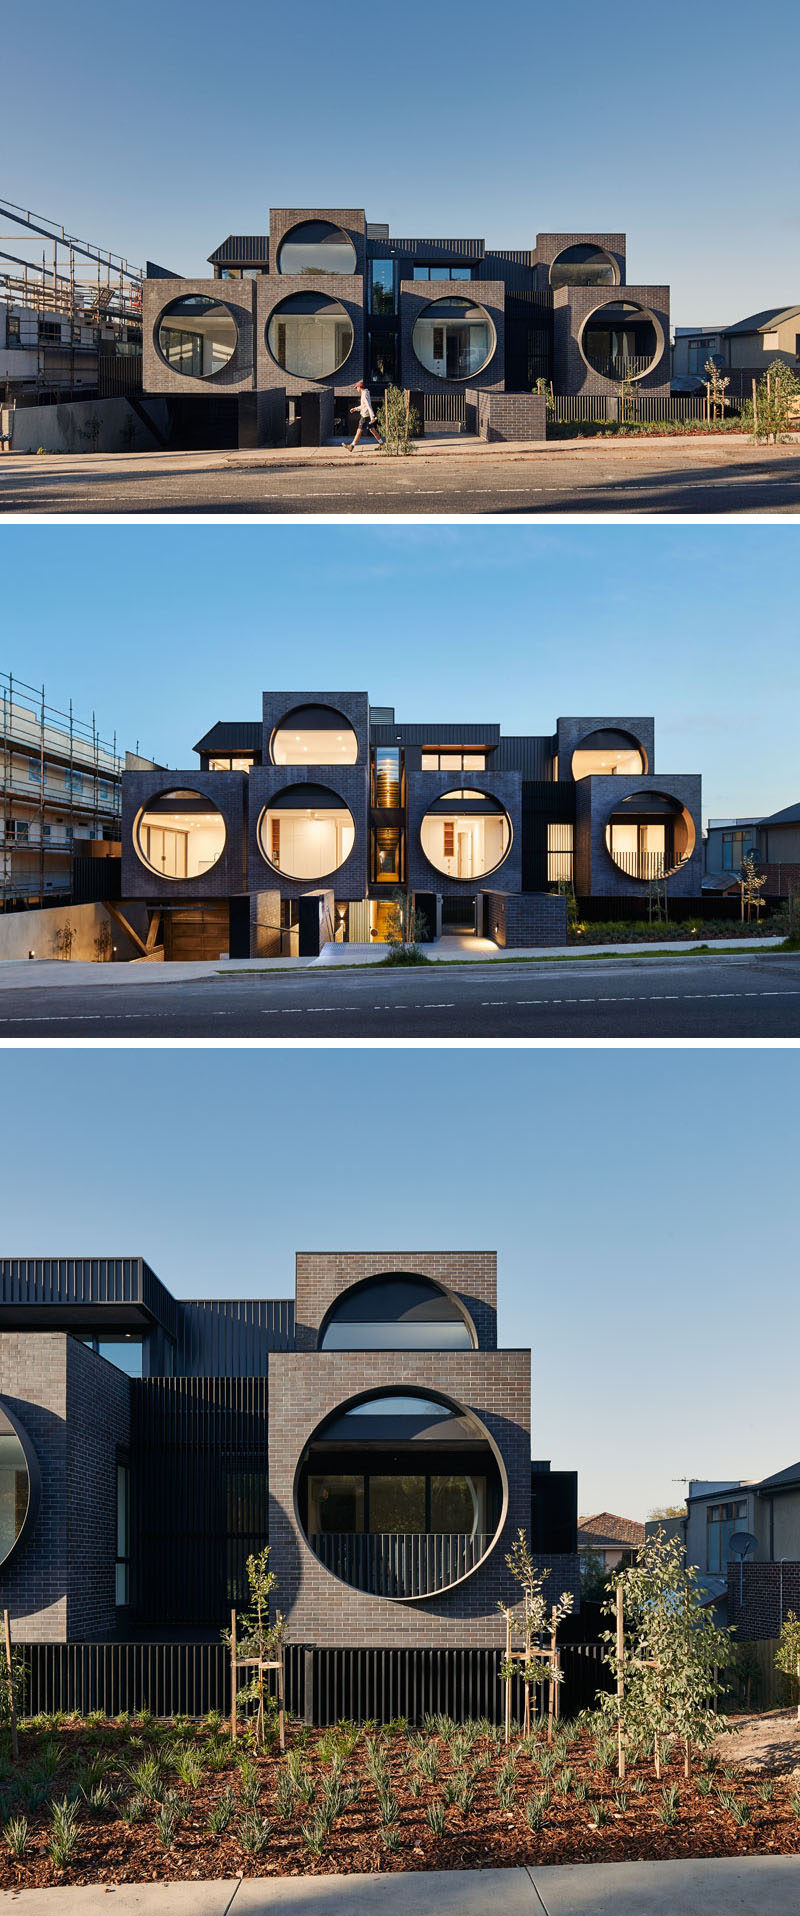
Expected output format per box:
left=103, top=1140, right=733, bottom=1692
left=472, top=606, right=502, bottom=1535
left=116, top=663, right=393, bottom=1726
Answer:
left=15, top=1639, right=610, bottom=1728
left=551, top=393, right=745, bottom=424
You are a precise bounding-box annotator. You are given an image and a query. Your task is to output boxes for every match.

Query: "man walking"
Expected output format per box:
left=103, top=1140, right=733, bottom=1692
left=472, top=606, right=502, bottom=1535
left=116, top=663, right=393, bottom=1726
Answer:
left=346, top=381, right=383, bottom=449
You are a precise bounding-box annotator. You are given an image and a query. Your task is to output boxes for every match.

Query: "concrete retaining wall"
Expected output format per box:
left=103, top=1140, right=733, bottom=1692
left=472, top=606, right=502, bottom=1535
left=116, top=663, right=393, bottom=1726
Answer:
left=3, top=396, right=169, bottom=455
left=0, top=901, right=140, bottom=963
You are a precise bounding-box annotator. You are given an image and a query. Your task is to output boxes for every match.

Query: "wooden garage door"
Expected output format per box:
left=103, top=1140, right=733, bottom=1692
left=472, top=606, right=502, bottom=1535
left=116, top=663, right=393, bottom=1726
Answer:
left=163, top=905, right=229, bottom=962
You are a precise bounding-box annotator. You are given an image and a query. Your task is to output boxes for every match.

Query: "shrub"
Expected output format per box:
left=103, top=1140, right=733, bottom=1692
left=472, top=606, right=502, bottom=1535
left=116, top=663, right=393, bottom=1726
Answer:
left=207, top=1786, right=235, bottom=1833
left=425, top=1799, right=447, bottom=1837
left=48, top=1797, right=80, bottom=1870
left=154, top=1792, right=181, bottom=1850
left=238, top=1809, right=271, bottom=1853
left=3, top=1815, right=28, bottom=1858
left=524, top=1792, right=547, bottom=1831
left=377, top=386, right=420, bottom=456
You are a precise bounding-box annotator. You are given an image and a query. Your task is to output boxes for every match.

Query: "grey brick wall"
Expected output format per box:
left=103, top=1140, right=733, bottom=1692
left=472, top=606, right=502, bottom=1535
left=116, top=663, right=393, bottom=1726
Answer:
left=142, top=278, right=256, bottom=397
left=400, top=281, right=505, bottom=395
left=246, top=763, right=369, bottom=903
left=269, top=209, right=367, bottom=280
left=268, top=1349, right=530, bottom=1649
left=121, top=769, right=247, bottom=902
left=728, top=1562, right=800, bottom=1640
left=482, top=891, right=567, bottom=948
left=294, top=1251, right=498, bottom=1353
left=0, top=1335, right=128, bottom=1642
left=553, top=284, right=670, bottom=396
left=407, top=771, right=522, bottom=898
left=533, top=233, right=626, bottom=284
left=574, top=773, right=703, bottom=898
left=470, top=392, right=546, bottom=441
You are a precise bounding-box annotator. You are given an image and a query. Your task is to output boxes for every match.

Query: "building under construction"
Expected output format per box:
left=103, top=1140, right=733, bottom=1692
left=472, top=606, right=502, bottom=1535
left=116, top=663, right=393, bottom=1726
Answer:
left=1, top=672, right=124, bottom=911
left=0, top=197, right=143, bottom=406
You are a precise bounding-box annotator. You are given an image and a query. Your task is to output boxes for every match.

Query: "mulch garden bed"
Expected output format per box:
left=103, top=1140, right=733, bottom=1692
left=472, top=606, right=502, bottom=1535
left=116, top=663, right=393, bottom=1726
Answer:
left=1, top=1710, right=799, bottom=1889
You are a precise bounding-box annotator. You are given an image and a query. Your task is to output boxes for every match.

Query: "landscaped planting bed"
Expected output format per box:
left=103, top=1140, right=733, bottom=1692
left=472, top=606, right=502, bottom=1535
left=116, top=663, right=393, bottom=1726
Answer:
left=1, top=1707, right=800, bottom=1888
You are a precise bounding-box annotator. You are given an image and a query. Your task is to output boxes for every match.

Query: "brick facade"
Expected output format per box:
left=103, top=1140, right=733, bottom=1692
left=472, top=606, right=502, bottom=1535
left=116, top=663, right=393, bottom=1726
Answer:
left=482, top=891, right=568, bottom=948
left=727, top=1561, right=800, bottom=1640
left=407, top=770, right=522, bottom=898
left=294, top=1251, right=498, bottom=1353
left=0, top=1335, right=129, bottom=1641
left=268, top=1349, right=531, bottom=1649
left=121, top=769, right=247, bottom=902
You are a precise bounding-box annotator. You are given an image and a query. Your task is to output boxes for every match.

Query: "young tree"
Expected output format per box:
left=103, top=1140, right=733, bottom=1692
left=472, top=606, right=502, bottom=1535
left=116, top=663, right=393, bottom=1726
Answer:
left=704, top=357, right=730, bottom=422
left=221, top=1546, right=286, bottom=1748
left=55, top=920, right=75, bottom=961
left=376, top=386, right=420, bottom=456
left=382, top=888, right=430, bottom=961
left=747, top=359, right=800, bottom=444
left=739, top=851, right=768, bottom=924
left=775, top=1610, right=800, bottom=1717
left=499, top=1529, right=574, bottom=1734
left=598, top=1529, right=733, bottom=1778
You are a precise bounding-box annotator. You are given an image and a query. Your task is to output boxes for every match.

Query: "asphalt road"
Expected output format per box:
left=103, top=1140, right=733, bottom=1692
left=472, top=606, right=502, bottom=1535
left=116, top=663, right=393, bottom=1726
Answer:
left=3, top=442, right=800, bottom=514
left=1, top=952, right=799, bottom=1038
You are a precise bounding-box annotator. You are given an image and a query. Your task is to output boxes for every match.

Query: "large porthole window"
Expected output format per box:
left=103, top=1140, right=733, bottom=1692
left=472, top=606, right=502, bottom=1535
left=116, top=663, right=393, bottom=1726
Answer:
left=420, top=789, right=511, bottom=881
left=0, top=1403, right=39, bottom=1571
left=267, top=294, right=354, bottom=379
left=134, top=790, right=226, bottom=881
left=605, top=792, right=696, bottom=882
left=571, top=729, right=647, bottom=781
left=156, top=296, right=237, bottom=378
left=297, top=1388, right=505, bottom=1600
left=319, top=1274, right=475, bottom=1351
left=550, top=244, right=618, bottom=289
left=277, top=221, right=357, bottom=277
left=258, top=784, right=355, bottom=881
left=412, top=297, right=495, bottom=381
left=271, top=705, right=358, bottom=766
left=580, top=302, right=661, bottom=382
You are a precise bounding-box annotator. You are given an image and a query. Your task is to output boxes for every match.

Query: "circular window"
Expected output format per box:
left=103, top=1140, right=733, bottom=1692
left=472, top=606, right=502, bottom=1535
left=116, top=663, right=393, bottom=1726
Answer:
left=277, top=220, right=357, bottom=277
left=412, top=297, right=495, bottom=381
left=550, top=243, right=618, bottom=290
left=571, top=729, right=647, bottom=781
left=605, top=791, right=696, bottom=882
left=319, top=1274, right=476, bottom=1351
left=259, top=784, right=355, bottom=881
left=0, top=1402, right=39, bottom=1571
left=580, top=302, right=661, bottom=382
left=420, top=789, right=512, bottom=881
left=134, top=789, right=227, bottom=881
left=271, top=705, right=358, bottom=766
left=267, top=293, right=354, bottom=379
left=156, top=295, right=237, bottom=378
left=296, top=1387, right=505, bottom=1600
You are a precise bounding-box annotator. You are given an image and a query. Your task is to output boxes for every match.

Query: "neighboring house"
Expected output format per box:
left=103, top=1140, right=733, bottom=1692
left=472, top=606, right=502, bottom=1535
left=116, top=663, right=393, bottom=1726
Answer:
left=683, top=1471, right=800, bottom=1636
left=119, top=688, right=704, bottom=960
left=672, top=308, right=800, bottom=394
left=141, top=209, right=672, bottom=445
left=578, top=1513, right=645, bottom=1574
left=0, top=1249, right=579, bottom=1713
left=1, top=670, right=124, bottom=910
left=705, top=804, right=800, bottom=897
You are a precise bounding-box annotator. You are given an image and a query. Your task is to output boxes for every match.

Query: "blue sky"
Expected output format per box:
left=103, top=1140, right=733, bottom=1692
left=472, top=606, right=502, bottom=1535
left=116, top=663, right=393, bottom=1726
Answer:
left=1, top=1046, right=797, bottom=1520
left=3, top=523, right=798, bottom=822
left=3, top=0, right=799, bottom=325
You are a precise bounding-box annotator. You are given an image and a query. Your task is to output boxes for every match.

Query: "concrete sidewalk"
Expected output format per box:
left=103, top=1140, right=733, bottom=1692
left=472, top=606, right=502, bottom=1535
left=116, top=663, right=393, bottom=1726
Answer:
left=0, top=934, right=785, bottom=993
left=5, top=1858, right=800, bottom=1913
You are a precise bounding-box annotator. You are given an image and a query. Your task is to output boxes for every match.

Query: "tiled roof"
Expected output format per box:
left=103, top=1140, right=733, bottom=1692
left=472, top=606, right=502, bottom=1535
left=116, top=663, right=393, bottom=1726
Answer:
left=578, top=1512, right=645, bottom=1550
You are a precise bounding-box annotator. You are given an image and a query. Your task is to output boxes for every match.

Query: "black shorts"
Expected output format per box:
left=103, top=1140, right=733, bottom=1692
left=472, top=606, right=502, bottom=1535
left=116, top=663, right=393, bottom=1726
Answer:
left=356, top=411, right=376, bottom=429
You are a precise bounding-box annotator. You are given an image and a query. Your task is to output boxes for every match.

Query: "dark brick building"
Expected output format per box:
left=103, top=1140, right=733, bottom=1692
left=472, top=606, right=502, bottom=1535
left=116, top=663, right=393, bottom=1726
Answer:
left=119, top=689, right=702, bottom=960
left=141, top=210, right=671, bottom=444
left=0, top=1252, right=578, bottom=1667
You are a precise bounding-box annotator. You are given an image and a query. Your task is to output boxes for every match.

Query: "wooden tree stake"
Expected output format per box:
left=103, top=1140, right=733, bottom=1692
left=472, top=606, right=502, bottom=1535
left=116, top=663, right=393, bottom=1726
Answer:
left=3, top=1610, right=18, bottom=1761
left=616, top=1581, right=625, bottom=1780
left=230, top=1606, right=237, bottom=1741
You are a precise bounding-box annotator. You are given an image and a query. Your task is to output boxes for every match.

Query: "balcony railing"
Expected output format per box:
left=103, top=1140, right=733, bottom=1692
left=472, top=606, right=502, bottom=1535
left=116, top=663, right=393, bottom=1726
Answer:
left=585, top=354, right=655, bottom=382
left=610, top=849, right=690, bottom=881
left=311, top=1531, right=491, bottom=1598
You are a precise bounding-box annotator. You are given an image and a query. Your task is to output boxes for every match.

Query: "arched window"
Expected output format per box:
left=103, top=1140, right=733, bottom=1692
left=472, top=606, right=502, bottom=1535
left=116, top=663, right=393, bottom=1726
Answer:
left=319, top=1274, right=475, bottom=1350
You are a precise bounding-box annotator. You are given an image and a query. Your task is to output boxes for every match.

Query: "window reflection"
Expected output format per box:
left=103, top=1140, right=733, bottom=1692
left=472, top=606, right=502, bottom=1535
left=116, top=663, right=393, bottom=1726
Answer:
left=267, top=294, right=353, bottom=379
left=277, top=221, right=357, bottom=276
left=412, top=298, right=495, bottom=380
left=550, top=244, right=617, bottom=289
left=320, top=1274, right=474, bottom=1350
left=157, top=297, right=237, bottom=377
left=370, top=260, right=395, bottom=314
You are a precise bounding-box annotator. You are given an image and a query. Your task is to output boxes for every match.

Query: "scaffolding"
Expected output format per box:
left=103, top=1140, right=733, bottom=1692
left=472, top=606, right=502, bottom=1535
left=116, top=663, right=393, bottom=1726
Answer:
left=1, top=669, right=122, bottom=910
left=0, top=198, right=143, bottom=402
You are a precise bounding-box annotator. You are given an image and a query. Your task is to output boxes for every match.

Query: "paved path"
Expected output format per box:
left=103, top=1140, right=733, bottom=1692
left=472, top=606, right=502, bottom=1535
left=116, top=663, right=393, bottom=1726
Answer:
left=5, top=1857, right=800, bottom=1913
left=3, top=437, right=800, bottom=514
left=1, top=951, right=798, bottom=1038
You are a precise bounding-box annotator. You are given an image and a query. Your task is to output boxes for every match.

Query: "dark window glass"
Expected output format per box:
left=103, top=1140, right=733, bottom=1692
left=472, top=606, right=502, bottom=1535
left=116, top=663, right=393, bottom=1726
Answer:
left=369, top=332, right=397, bottom=385
left=157, top=296, right=237, bottom=378
left=277, top=221, right=356, bottom=276
left=371, top=260, right=395, bottom=314
left=370, top=1475, right=426, bottom=1535
left=320, top=1275, right=473, bottom=1350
